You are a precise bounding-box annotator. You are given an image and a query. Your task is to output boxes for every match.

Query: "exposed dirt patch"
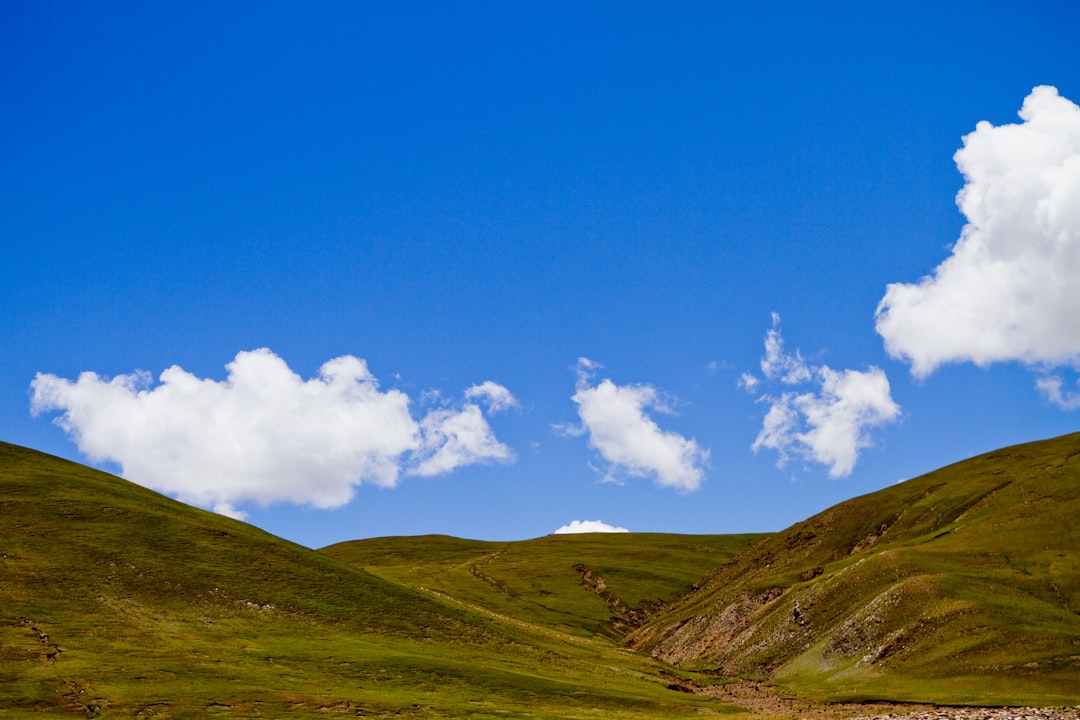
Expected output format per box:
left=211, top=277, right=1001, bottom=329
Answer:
left=850, top=511, right=902, bottom=555
left=700, top=680, right=930, bottom=718
left=575, top=563, right=666, bottom=635
left=647, top=585, right=787, bottom=665
left=60, top=679, right=104, bottom=718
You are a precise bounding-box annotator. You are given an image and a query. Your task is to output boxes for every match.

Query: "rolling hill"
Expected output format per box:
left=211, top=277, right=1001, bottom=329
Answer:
left=0, top=442, right=737, bottom=718
left=630, top=432, right=1080, bottom=706
left=321, top=532, right=765, bottom=640
left=2, top=432, right=1079, bottom=716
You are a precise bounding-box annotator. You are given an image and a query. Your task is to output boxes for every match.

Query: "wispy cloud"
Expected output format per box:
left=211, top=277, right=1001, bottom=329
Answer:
left=760, top=311, right=813, bottom=384
left=744, top=316, right=900, bottom=478
left=876, top=86, right=1080, bottom=393
left=737, top=372, right=760, bottom=394
left=563, top=358, right=709, bottom=492
left=1036, top=375, right=1080, bottom=411
left=30, top=349, right=515, bottom=518
left=553, top=519, right=629, bottom=534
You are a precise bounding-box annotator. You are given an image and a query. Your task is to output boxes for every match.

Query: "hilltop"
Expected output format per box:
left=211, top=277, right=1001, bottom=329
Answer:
left=322, top=532, right=764, bottom=640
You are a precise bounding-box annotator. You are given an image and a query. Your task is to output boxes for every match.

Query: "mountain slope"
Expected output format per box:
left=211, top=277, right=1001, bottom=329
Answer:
left=631, top=433, right=1080, bottom=706
left=0, top=442, right=733, bottom=718
left=323, top=532, right=765, bottom=639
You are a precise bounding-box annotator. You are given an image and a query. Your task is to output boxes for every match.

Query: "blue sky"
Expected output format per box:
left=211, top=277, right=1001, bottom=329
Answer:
left=3, top=1, right=1078, bottom=548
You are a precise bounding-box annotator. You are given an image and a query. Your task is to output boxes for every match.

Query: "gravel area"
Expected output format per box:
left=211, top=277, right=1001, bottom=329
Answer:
left=851, top=710, right=1080, bottom=720
left=701, top=681, right=1080, bottom=719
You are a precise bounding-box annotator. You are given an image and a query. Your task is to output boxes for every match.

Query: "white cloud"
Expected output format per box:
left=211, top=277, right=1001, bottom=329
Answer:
left=554, top=519, right=629, bottom=534
left=30, top=349, right=515, bottom=517
left=707, top=360, right=733, bottom=376
left=749, top=317, right=900, bottom=477
left=550, top=421, right=586, bottom=438
left=792, top=366, right=900, bottom=477
left=1036, top=375, right=1080, bottom=411
left=761, top=311, right=812, bottom=384
left=737, top=372, right=760, bottom=394
left=464, top=380, right=520, bottom=414
left=876, top=86, right=1080, bottom=379
left=411, top=404, right=514, bottom=477
left=751, top=393, right=799, bottom=461
left=567, top=358, right=709, bottom=492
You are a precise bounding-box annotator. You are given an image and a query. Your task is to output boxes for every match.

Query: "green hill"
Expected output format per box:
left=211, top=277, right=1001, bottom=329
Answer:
left=0, top=442, right=736, bottom=718
left=630, top=432, right=1080, bottom=706
left=322, top=532, right=765, bottom=640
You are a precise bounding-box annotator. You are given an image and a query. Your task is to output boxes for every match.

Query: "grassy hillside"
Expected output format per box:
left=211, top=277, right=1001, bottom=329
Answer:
left=631, top=433, right=1080, bottom=706
left=322, top=532, right=765, bottom=640
left=0, top=442, right=740, bottom=718
left=5, top=433, right=1079, bottom=716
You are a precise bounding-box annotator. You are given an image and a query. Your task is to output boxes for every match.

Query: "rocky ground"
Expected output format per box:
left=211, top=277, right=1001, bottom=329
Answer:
left=701, top=681, right=1080, bottom=719
left=850, top=710, right=1080, bottom=720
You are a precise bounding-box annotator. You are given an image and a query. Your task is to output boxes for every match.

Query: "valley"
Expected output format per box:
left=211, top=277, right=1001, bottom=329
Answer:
left=2, top=434, right=1078, bottom=717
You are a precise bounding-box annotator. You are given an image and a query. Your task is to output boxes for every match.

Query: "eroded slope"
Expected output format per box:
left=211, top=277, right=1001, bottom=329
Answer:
left=632, top=433, right=1080, bottom=706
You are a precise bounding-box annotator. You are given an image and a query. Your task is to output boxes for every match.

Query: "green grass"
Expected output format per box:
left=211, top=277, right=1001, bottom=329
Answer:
left=633, top=432, right=1080, bottom=706
left=0, top=442, right=743, bottom=718
left=322, top=532, right=764, bottom=639
left=4, top=433, right=1079, bottom=715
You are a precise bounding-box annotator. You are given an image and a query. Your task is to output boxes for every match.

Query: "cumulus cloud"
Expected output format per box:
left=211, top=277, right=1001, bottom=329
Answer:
left=876, top=86, right=1080, bottom=382
left=554, top=519, right=630, bottom=535
left=30, top=349, right=515, bottom=518
left=745, top=316, right=900, bottom=478
left=411, top=404, right=514, bottom=477
left=565, top=358, right=709, bottom=491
